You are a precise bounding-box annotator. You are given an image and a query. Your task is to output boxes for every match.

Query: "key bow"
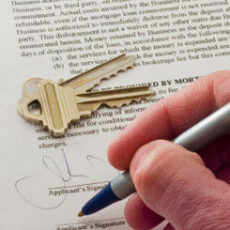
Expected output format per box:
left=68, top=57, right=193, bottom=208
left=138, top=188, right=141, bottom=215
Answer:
left=19, top=80, right=79, bottom=136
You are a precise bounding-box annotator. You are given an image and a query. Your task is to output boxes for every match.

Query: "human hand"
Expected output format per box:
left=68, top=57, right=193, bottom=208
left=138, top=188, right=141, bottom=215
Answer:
left=108, top=71, right=230, bottom=230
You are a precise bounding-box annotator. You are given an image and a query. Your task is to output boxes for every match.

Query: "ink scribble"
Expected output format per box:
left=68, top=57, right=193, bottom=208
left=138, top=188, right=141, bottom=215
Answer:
left=15, top=148, right=118, bottom=210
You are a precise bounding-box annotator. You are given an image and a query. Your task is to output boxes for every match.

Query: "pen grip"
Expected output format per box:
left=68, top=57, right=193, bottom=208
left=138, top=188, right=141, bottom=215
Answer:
left=111, top=171, right=135, bottom=199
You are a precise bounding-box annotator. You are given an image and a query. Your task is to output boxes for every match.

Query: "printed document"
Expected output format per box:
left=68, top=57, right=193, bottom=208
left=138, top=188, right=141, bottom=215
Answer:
left=0, top=0, right=230, bottom=229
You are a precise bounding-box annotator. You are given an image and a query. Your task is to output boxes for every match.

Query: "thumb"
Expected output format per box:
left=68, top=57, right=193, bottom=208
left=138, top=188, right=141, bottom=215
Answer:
left=130, top=140, right=230, bottom=230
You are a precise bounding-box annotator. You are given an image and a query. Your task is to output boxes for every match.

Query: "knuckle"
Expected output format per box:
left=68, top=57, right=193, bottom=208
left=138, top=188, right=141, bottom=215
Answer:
left=133, top=140, right=203, bottom=200
left=133, top=140, right=181, bottom=193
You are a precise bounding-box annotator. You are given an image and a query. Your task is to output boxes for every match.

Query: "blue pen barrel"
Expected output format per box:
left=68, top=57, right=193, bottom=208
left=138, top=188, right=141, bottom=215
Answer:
left=81, top=172, right=136, bottom=215
left=82, top=183, right=120, bottom=215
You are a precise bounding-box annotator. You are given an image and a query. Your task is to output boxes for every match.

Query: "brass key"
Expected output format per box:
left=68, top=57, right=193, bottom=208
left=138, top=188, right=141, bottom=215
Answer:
left=18, top=54, right=154, bottom=136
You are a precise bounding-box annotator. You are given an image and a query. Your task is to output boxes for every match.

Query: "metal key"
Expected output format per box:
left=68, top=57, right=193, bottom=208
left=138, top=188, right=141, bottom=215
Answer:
left=18, top=54, right=154, bottom=136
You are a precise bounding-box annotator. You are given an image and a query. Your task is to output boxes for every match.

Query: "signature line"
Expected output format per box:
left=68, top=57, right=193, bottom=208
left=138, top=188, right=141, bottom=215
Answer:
left=57, top=217, right=126, bottom=227
left=48, top=181, right=109, bottom=190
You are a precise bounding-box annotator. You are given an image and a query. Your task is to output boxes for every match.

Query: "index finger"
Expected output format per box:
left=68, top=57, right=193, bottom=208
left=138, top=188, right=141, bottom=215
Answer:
left=108, top=71, right=230, bottom=170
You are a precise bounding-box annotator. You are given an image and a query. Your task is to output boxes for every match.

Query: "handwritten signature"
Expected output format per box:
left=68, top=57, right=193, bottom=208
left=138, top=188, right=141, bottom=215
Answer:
left=15, top=149, right=118, bottom=210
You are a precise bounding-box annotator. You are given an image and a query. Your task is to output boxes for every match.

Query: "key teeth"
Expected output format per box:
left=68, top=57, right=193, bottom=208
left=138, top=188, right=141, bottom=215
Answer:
left=104, top=96, right=151, bottom=108
left=88, top=64, right=134, bottom=90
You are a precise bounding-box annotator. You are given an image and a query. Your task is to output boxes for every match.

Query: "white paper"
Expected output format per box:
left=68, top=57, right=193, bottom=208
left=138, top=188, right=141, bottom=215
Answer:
left=1, top=0, right=230, bottom=229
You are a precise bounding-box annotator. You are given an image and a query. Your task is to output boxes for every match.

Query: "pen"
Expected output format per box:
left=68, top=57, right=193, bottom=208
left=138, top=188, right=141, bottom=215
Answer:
left=78, top=102, right=230, bottom=217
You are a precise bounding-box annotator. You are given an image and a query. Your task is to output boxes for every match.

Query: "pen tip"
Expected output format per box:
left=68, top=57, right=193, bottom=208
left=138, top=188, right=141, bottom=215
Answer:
left=78, top=211, right=85, bottom=217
